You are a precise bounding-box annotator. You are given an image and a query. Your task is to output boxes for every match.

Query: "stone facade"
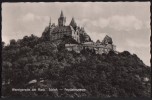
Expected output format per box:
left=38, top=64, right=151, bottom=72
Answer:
left=65, top=35, right=116, bottom=54
left=42, top=11, right=116, bottom=54
left=65, top=44, right=83, bottom=53
left=42, top=11, right=91, bottom=43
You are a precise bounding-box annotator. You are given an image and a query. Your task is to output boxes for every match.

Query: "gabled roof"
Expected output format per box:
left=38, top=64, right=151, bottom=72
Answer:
left=102, top=35, right=113, bottom=44
left=104, top=35, right=111, bottom=39
left=70, top=17, right=77, bottom=27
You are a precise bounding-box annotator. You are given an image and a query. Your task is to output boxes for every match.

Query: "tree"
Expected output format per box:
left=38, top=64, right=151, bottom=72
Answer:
left=2, top=41, right=5, bottom=48
left=33, top=42, right=57, bottom=56
left=2, top=32, right=150, bottom=97
left=119, top=51, right=131, bottom=56
left=10, top=39, right=16, bottom=45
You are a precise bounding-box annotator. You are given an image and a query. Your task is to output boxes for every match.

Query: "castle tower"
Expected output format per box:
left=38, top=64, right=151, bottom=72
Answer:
left=58, top=10, right=66, bottom=26
left=102, top=35, right=113, bottom=45
left=70, top=17, right=77, bottom=29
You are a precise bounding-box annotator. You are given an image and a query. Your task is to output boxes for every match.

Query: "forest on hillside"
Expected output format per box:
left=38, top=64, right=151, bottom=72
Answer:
left=2, top=34, right=151, bottom=97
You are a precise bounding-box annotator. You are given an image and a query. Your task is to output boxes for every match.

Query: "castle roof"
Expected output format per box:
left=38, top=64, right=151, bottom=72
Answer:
left=102, top=35, right=113, bottom=44
left=96, top=40, right=100, bottom=43
left=70, top=17, right=77, bottom=28
left=44, top=26, right=50, bottom=33
left=52, top=25, right=74, bottom=34
left=84, top=32, right=89, bottom=37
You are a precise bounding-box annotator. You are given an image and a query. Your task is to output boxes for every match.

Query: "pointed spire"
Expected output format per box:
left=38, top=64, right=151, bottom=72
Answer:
left=71, top=17, right=76, bottom=23
left=58, top=10, right=66, bottom=26
left=60, top=10, right=64, bottom=17
left=70, top=17, right=77, bottom=27
left=49, top=17, right=51, bottom=26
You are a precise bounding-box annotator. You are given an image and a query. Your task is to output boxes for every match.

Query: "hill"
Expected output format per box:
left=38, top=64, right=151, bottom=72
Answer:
left=2, top=34, right=151, bottom=97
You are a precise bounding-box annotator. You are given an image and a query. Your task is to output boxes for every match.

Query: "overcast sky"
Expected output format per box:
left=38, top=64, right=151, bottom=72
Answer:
left=2, top=2, right=151, bottom=66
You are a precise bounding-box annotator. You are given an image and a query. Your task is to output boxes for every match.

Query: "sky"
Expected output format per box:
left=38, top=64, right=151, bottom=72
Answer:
left=2, top=2, right=151, bottom=66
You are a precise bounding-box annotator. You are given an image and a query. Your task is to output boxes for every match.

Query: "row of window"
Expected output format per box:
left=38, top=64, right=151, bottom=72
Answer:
left=52, top=34, right=64, bottom=40
left=74, top=32, right=79, bottom=35
left=53, top=29, right=71, bottom=33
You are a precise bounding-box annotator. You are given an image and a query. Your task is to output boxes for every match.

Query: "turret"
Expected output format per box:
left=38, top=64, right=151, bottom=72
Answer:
left=96, top=40, right=100, bottom=43
left=58, top=10, right=66, bottom=26
left=70, top=17, right=77, bottom=30
left=49, top=17, right=51, bottom=27
left=102, top=35, right=113, bottom=45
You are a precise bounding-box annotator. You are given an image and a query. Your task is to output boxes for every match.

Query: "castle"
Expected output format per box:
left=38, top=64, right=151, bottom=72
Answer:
left=42, top=11, right=91, bottom=43
left=42, top=11, right=116, bottom=54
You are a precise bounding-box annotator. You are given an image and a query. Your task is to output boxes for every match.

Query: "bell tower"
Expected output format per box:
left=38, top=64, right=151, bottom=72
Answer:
left=58, top=11, right=66, bottom=26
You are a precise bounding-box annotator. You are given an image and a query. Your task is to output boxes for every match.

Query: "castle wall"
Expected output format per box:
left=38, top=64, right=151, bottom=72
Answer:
left=51, top=30, right=73, bottom=41
left=71, top=30, right=80, bottom=43
left=49, top=25, right=81, bottom=43
left=65, top=44, right=83, bottom=53
left=43, top=12, right=116, bottom=51
left=65, top=42, right=116, bottom=55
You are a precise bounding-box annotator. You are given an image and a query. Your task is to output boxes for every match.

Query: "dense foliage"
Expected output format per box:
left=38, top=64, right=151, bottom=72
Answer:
left=2, top=34, right=151, bottom=97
